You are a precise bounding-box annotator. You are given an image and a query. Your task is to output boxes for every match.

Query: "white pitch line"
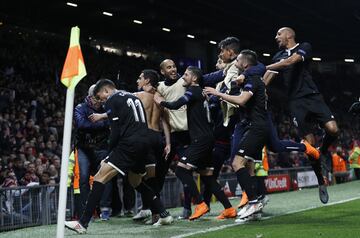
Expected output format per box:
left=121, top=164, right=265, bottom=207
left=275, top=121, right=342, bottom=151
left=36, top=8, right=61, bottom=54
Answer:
left=170, top=195, right=360, bottom=238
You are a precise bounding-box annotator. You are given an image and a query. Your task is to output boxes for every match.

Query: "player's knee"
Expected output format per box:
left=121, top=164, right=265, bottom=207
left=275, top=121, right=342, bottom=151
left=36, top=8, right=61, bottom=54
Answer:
left=93, top=166, right=106, bottom=183
left=231, top=160, right=240, bottom=171
left=145, top=166, right=155, bottom=179
left=198, top=169, right=213, bottom=176
left=304, top=134, right=316, bottom=145
left=129, top=180, right=141, bottom=188
left=247, top=163, right=255, bottom=176
left=93, top=173, right=105, bottom=184
left=232, top=155, right=246, bottom=171
left=325, top=122, right=339, bottom=136
left=177, top=162, right=192, bottom=171
left=128, top=175, right=142, bottom=188
left=94, top=169, right=115, bottom=184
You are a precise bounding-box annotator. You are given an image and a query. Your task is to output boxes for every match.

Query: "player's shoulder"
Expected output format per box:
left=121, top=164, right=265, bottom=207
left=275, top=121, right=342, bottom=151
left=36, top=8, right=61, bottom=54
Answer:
left=272, top=50, right=286, bottom=62
left=157, top=81, right=166, bottom=93
left=227, top=62, right=238, bottom=74
left=75, top=102, right=84, bottom=110
left=245, top=74, right=261, bottom=83
left=298, top=42, right=312, bottom=49
left=157, top=80, right=166, bottom=87
left=136, top=91, right=153, bottom=102
left=107, top=90, right=134, bottom=103
left=244, top=75, right=263, bottom=88
left=117, top=90, right=134, bottom=97
left=187, top=85, right=201, bottom=95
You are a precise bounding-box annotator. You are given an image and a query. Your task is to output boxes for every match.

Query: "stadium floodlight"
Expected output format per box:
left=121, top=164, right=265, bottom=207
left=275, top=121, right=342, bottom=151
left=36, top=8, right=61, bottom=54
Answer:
left=133, top=20, right=143, bottom=24
left=162, top=27, right=171, bottom=32
left=209, top=40, right=217, bottom=45
left=66, top=2, right=78, bottom=7
left=344, top=58, right=354, bottom=63
left=263, top=53, right=271, bottom=57
left=312, top=57, right=322, bottom=61
left=187, top=34, right=195, bottom=39
left=103, top=11, right=113, bottom=16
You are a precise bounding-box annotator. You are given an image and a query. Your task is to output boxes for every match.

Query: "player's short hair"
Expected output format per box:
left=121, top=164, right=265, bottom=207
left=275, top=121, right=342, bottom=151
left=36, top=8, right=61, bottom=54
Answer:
left=186, top=66, right=203, bottom=83
left=142, top=69, right=160, bottom=88
left=240, top=49, right=258, bottom=66
left=88, top=84, right=96, bottom=96
left=218, top=37, right=240, bottom=54
left=281, top=27, right=296, bottom=39
left=93, top=79, right=116, bottom=96
left=159, top=59, right=175, bottom=70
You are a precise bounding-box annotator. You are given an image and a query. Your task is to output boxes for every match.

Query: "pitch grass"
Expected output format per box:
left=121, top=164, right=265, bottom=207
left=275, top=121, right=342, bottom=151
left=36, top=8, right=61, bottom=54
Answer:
left=0, top=180, right=359, bottom=238
left=194, top=199, right=360, bottom=238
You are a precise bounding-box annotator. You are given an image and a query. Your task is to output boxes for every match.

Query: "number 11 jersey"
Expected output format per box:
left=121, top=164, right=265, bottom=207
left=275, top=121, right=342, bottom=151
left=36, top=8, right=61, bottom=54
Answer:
left=104, top=91, right=148, bottom=150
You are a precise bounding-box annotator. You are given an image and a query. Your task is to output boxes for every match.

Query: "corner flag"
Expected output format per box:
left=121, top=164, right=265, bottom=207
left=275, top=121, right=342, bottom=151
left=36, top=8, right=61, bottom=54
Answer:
left=57, top=26, right=86, bottom=238
left=60, top=26, right=87, bottom=89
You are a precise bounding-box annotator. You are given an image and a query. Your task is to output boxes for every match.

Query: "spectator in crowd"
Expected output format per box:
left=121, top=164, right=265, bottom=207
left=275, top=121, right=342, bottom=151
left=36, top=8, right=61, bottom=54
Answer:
left=13, top=157, right=26, bottom=182
left=349, top=141, right=360, bottom=180
left=331, top=146, right=349, bottom=184
left=73, top=85, right=112, bottom=220
left=40, top=171, right=51, bottom=185
left=19, top=162, right=39, bottom=185
left=1, top=169, right=18, bottom=188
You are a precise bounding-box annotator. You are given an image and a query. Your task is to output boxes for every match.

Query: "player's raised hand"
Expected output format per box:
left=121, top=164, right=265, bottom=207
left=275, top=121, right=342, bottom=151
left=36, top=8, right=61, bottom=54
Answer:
left=203, top=87, right=219, bottom=96
left=88, top=113, right=107, bottom=122
left=163, top=144, right=171, bottom=160
left=154, top=93, right=165, bottom=105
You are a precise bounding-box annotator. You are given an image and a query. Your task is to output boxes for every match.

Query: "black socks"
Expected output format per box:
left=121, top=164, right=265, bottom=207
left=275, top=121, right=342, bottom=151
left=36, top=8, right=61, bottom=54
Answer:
left=311, top=160, right=325, bottom=185
left=321, top=133, right=338, bottom=154
left=256, top=176, right=267, bottom=197
left=80, top=181, right=105, bottom=228
left=201, top=175, right=232, bottom=209
left=175, top=166, right=203, bottom=204
left=135, top=182, right=166, bottom=215
left=235, top=168, right=257, bottom=201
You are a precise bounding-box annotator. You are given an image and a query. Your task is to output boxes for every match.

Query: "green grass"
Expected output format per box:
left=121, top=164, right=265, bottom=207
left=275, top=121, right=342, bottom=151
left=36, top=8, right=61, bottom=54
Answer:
left=194, top=199, right=360, bottom=238
left=0, top=180, right=359, bottom=238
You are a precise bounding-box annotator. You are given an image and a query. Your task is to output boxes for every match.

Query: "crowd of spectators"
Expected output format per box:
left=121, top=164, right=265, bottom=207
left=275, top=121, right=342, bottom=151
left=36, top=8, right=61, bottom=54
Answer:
left=0, top=25, right=359, bottom=189
left=0, top=26, right=157, bottom=189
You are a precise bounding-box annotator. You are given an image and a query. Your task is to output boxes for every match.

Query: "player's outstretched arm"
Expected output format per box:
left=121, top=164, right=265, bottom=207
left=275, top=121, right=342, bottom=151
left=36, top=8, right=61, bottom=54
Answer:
left=161, top=112, right=171, bottom=160
left=263, top=70, right=279, bottom=86
left=266, top=53, right=303, bottom=71
left=88, top=113, right=108, bottom=122
left=203, top=87, right=252, bottom=107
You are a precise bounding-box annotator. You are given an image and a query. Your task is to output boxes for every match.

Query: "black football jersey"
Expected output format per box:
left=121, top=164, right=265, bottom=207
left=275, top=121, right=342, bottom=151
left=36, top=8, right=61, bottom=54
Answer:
left=104, top=91, right=148, bottom=149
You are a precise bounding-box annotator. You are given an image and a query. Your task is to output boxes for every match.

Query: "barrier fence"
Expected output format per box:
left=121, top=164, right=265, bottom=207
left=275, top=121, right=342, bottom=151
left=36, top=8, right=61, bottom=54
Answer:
left=1, top=166, right=331, bottom=232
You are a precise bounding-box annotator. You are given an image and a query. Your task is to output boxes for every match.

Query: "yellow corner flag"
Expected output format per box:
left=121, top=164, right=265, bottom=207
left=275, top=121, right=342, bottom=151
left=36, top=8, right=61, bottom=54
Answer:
left=61, top=26, right=87, bottom=89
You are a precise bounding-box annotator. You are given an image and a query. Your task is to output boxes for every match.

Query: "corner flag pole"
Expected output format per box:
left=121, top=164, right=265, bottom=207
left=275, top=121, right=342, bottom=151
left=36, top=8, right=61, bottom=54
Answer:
left=56, top=89, right=75, bottom=238
left=56, top=26, right=86, bottom=238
